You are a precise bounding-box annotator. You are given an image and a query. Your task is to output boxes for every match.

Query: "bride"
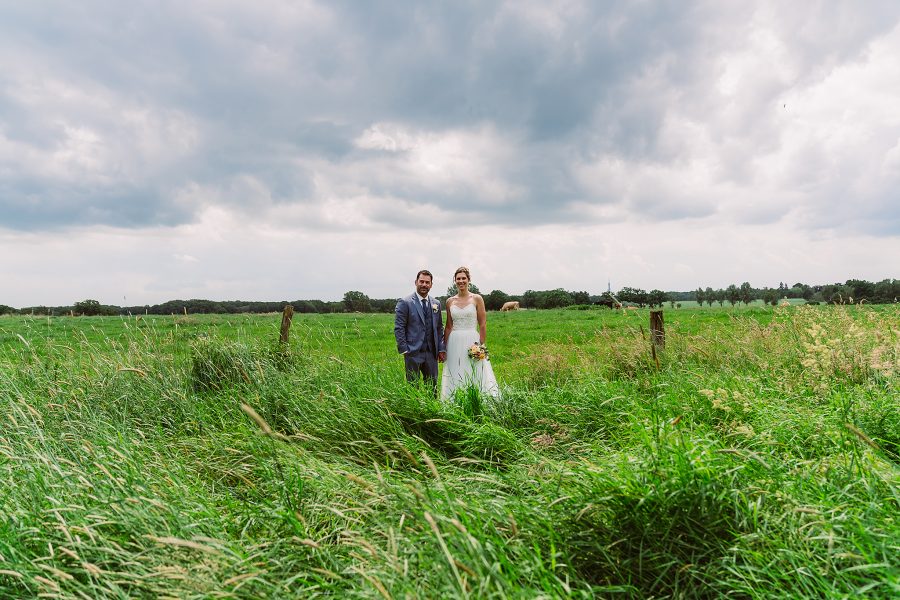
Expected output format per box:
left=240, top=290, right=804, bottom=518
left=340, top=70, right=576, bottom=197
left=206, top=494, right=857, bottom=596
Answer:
left=441, top=266, right=500, bottom=401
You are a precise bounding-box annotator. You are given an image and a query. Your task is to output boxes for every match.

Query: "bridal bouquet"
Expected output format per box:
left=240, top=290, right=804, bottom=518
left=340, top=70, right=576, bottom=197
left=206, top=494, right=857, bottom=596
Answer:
left=468, top=342, right=489, bottom=361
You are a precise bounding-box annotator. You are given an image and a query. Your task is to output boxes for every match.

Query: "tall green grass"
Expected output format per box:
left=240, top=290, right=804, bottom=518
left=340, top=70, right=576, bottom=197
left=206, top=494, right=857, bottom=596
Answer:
left=0, top=305, right=897, bottom=598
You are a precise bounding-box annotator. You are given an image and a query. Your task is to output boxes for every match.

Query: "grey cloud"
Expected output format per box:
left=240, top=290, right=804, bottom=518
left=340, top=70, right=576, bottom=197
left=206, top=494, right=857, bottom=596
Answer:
left=2, top=1, right=900, bottom=236
left=797, top=184, right=900, bottom=237
left=291, top=121, right=356, bottom=160
left=629, top=195, right=718, bottom=222
left=0, top=182, right=194, bottom=230
left=863, top=204, right=900, bottom=237
left=732, top=202, right=792, bottom=227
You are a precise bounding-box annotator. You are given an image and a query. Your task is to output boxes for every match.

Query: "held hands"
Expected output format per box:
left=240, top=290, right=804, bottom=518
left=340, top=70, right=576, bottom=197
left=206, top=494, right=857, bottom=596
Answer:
left=438, top=351, right=446, bottom=363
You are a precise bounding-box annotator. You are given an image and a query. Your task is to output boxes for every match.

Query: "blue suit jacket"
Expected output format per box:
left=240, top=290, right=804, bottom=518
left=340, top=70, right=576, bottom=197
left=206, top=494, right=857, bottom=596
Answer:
left=394, top=294, right=446, bottom=356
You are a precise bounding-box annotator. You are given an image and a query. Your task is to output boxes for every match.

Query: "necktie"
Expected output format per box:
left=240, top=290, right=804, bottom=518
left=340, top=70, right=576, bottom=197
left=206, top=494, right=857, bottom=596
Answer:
left=422, top=298, right=433, bottom=351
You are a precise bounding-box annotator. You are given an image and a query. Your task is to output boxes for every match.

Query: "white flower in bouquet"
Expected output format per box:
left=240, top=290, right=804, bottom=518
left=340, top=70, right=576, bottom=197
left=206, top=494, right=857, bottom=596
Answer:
left=468, top=342, right=489, bottom=361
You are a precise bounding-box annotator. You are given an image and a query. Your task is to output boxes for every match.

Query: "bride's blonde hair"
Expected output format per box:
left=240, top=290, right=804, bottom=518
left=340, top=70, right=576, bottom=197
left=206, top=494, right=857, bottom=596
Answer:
left=453, top=266, right=471, bottom=282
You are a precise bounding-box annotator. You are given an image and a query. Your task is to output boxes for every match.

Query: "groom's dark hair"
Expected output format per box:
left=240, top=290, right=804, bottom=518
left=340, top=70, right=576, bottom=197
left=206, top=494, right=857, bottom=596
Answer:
left=416, top=269, right=433, bottom=281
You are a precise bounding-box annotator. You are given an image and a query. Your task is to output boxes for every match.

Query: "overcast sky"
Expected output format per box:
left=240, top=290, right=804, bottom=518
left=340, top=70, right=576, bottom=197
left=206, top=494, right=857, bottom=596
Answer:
left=2, top=1, right=899, bottom=307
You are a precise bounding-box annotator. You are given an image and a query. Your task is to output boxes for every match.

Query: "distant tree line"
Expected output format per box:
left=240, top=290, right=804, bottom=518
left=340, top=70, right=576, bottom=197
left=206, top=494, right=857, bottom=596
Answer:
left=4, top=278, right=896, bottom=316
left=688, top=279, right=900, bottom=307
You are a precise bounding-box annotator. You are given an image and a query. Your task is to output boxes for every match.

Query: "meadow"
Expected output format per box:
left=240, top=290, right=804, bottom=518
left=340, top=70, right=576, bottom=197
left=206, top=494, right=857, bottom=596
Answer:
left=0, top=304, right=897, bottom=598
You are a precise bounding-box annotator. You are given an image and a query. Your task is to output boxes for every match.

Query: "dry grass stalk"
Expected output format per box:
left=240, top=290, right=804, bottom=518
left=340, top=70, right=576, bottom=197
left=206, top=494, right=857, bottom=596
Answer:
left=310, top=567, right=340, bottom=579
left=40, top=564, right=75, bottom=581
left=420, top=452, right=440, bottom=480
left=396, top=444, right=421, bottom=469
left=240, top=403, right=272, bottom=435
left=845, top=423, right=881, bottom=451
left=449, top=518, right=468, bottom=535
left=547, top=494, right=573, bottom=508
left=351, top=568, right=393, bottom=600
left=146, top=536, right=224, bottom=555
left=33, top=575, right=60, bottom=591
left=344, top=472, right=375, bottom=491
left=0, top=569, right=23, bottom=578
left=508, top=514, right=519, bottom=537
left=406, top=484, right=426, bottom=501
left=576, top=503, right=595, bottom=520
left=314, top=504, right=363, bottom=525
left=423, top=512, right=466, bottom=594
left=222, top=571, right=263, bottom=586
left=454, top=559, right=477, bottom=578
left=116, top=366, right=147, bottom=377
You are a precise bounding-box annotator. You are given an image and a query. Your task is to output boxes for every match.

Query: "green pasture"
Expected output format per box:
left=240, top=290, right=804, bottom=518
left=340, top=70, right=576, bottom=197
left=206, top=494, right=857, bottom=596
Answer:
left=1, top=305, right=898, bottom=598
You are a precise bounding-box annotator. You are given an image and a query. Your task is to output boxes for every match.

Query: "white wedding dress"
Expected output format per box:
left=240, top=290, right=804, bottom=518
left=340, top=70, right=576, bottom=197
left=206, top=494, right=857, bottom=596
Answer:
left=441, top=303, right=500, bottom=400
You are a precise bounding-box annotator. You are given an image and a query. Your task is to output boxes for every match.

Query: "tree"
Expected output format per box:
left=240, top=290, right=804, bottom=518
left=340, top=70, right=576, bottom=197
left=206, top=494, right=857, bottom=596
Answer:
left=739, top=282, right=753, bottom=305
left=293, top=300, right=322, bottom=313
left=595, top=292, right=618, bottom=308
left=636, top=288, right=649, bottom=307
left=845, top=279, right=875, bottom=303
left=0, top=304, right=14, bottom=315
left=619, top=287, right=648, bottom=307
left=873, top=278, right=900, bottom=303
left=367, top=298, right=395, bottom=313
left=648, top=289, right=668, bottom=308
left=539, top=288, right=575, bottom=309
left=695, top=287, right=705, bottom=306
left=819, top=283, right=851, bottom=304
left=786, top=282, right=812, bottom=300
left=704, top=286, right=715, bottom=307
left=572, top=290, right=591, bottom=305
left=761, top=288, right=778, bottom=306
left=726, top=284, right=740, bottom=306
left=445, top=283, right=480, bottom=297
left=483, top=290, right=510, bottom=311
left=342, top=291, right=371, bottom=312
left=74, top=299, right=101, bottom=315
left=520, top=290, right=540, bottom=309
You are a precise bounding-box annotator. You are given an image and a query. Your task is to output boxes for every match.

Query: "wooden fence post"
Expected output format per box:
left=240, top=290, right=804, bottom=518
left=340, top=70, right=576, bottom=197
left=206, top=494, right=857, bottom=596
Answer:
left=650, top=310, right=664, bottom=349
left=649, top=310, right=664, bottom=369
left=279, top=305, right=294, bottom=343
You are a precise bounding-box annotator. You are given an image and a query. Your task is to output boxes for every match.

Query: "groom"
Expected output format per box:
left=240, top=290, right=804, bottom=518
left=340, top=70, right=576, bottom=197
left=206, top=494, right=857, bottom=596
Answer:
left=394, top=269, right=446, bottom=395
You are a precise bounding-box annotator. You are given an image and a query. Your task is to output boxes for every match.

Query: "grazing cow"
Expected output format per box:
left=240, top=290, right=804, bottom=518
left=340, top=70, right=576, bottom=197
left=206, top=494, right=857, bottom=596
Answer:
left=500, top=301, right=520, bottom=312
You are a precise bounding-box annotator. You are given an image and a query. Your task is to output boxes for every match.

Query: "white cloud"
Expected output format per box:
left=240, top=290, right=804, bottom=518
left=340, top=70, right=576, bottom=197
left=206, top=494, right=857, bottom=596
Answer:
left=2, top=67, right=201, bottom=185
left=351, top=122, right=523, bottom=206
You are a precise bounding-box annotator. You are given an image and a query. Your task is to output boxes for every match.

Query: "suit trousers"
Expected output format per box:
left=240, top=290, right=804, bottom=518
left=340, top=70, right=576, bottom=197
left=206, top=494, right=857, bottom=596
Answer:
left=404, top=350, right=438, bottom=395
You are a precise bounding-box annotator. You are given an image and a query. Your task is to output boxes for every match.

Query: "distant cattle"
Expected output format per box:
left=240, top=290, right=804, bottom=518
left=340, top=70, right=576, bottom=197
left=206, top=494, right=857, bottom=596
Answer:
left=500, top=301, right=520, bottom=312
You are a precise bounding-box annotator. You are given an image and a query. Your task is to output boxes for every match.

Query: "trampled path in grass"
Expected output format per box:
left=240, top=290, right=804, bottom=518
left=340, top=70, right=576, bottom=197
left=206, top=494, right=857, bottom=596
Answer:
left=1, top=305, right=897, bottom=598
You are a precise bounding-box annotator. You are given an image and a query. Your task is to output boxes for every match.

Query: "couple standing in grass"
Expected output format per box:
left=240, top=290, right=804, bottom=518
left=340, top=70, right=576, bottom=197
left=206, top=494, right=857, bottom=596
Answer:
left=394, top=267, right=500, bottom=401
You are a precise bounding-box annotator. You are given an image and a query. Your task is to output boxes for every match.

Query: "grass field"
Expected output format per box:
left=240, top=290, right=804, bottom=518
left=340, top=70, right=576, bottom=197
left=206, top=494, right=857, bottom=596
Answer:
left=1, top=305, right=898, bottom=598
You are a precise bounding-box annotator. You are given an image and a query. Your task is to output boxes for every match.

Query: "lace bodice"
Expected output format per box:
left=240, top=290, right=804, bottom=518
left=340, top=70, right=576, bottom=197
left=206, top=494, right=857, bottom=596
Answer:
left=449, top=303, right=477, bottom=331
